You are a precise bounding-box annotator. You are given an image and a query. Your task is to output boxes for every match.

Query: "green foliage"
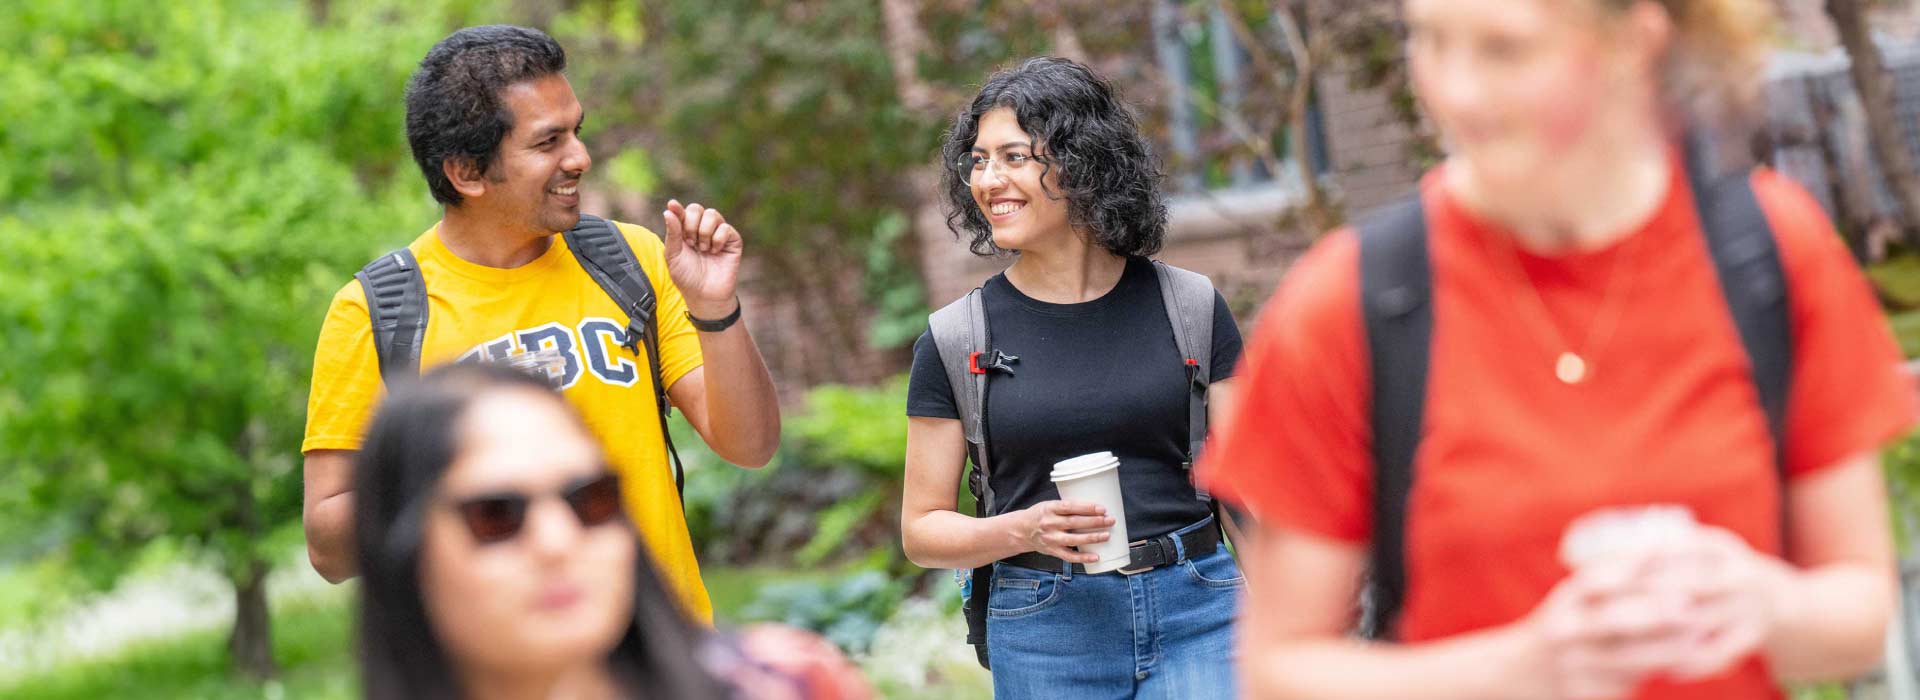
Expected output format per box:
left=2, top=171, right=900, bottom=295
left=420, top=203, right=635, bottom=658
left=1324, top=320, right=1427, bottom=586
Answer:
left=737, top=570, right=908, bottom=655
left=865, top=212, right=932, bottom=351
left=1884, top=430, right=1920, bottom=559
left=682, top=378, right=912, bottom=566
left=779, top=378, right=914, bottom=564
left=553, top=1, right=938, bottom=359
left=0, top=0, right=491, bottom=671
left=702, top=565, right=842, bottom=623
left=672, top=412, right=783, bottom=560
left=0, top=559, right=85, bottom=631
left=786, top=377, right=912, bottom=478
left=797, top=487, right=888, bottom=567
left=1868, top=255, right=1920, bottom=307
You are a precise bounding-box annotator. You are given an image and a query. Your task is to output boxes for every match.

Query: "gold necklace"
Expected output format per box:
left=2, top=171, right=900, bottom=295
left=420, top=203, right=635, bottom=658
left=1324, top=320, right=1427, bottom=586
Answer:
left=1487, top=225, right=1643, bottom=385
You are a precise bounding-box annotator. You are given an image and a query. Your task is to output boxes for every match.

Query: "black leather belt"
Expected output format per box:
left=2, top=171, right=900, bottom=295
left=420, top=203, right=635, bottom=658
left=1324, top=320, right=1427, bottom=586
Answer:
left=1001, top=516, right=1220, bottom=575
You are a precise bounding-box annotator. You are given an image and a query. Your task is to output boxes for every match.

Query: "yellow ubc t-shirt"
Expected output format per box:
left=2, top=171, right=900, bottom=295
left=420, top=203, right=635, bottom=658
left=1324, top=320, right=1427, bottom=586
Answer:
left=302, top=221, right=712, bottom=621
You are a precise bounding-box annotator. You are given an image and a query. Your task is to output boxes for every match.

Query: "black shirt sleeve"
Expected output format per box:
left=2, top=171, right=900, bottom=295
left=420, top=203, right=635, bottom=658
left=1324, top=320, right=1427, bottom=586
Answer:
left=1209, top=291, right=1244, bottom=381
left=906, top=329, right=960, bottom=419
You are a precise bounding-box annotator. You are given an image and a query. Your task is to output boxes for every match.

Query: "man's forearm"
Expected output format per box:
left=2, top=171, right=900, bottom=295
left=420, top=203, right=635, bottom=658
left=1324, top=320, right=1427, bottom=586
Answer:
left=691, top=312, right=780, bottom=467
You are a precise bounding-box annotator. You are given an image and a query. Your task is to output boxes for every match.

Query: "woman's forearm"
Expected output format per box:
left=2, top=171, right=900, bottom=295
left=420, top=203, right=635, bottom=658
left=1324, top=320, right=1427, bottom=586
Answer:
left=901, top=508, right=1032, bottom=570
left=1242, top=625, right=1534, bottom=700
left=1766, top=561, right=1898, bottom=681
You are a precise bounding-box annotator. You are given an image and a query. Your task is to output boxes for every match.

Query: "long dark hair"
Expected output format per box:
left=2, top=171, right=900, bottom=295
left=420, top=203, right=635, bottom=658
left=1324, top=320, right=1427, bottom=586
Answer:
left=939, top=56, right=1170, bottom=257
left=353, top=363, right=728, bottom=700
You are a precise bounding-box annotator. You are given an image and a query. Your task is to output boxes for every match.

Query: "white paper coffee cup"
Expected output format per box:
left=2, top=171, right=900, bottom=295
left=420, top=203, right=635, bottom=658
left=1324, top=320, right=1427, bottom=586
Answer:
left=1050, top=451, right=1130, bottom=573
left=1558, top=505, right=1698, bottom=569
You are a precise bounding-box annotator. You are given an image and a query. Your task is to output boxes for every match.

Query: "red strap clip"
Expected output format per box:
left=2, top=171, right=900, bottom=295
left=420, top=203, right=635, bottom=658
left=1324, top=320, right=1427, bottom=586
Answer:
left=969, top=351, right=987, bottom=375
left=1184, top=358, right=1199, bottom=367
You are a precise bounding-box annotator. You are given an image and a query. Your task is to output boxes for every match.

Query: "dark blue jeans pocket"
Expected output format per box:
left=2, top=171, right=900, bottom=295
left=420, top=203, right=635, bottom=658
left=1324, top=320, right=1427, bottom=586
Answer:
left=1183, top=549, right=1246, bottom=589
left=987, top=565, right=1063, bottom=618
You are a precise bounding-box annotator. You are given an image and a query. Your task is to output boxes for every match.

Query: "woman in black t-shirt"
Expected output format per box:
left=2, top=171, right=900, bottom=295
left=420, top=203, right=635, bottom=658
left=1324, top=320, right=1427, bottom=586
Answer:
left=899, top=57, right=1246, bottom=700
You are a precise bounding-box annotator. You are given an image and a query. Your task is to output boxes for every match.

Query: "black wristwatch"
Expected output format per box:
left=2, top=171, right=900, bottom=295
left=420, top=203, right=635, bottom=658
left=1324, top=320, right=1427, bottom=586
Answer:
left=687, top=299, right=742, bottom=332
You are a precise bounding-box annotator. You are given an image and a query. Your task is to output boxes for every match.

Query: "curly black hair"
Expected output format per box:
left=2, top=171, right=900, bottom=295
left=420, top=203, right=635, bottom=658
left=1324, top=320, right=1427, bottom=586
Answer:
left=405, top=25, right=568, bottom=206
left=940, top=56, right=1169, bottom=257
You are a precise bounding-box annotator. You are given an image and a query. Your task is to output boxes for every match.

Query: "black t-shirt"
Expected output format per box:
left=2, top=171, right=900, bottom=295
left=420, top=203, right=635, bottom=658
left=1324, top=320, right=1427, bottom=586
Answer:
left=906, top=257, right=1243, bottom=541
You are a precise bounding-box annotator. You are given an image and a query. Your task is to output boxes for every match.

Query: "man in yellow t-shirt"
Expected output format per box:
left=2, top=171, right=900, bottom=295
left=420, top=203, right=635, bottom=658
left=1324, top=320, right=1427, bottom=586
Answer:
left=300, top=25, right=780, bottom=622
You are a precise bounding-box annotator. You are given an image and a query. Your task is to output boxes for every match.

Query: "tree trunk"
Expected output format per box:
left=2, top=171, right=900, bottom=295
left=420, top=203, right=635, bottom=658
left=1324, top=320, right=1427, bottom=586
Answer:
left=1152, top=0, right=1203, bottom=192
left=1827, top=0, right=1920, bottom=246
left=228, top=557, right=276, bottom=680
left=1805, top=78, right=1875, bottom=262
left=879, top=0, right=936, bottom=116
left=1275, top=1, right=1333, bottom=233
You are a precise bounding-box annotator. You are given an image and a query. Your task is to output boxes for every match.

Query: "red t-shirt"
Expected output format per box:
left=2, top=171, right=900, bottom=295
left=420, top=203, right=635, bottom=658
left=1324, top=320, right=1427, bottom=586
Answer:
left=1198, top=163, right=1914, bottom=698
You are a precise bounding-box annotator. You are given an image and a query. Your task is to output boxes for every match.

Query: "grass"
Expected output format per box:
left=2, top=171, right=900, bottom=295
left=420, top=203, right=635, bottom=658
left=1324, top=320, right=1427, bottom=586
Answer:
left=0, top=593, right=357, bottom=700
left=1868, top=255, right=1920, bottom=358
left=0, top=563, right=54, bottom=631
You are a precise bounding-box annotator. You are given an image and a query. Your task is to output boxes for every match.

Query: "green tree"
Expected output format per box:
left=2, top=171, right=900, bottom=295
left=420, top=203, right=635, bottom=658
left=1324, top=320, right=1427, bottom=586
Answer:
left=540, top=1, right=944, bottom=386
left=0, top=0, right=494, bottom=678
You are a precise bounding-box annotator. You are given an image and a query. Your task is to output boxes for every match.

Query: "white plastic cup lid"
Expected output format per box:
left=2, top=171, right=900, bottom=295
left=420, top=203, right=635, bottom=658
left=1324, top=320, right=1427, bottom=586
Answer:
left=1050, top=451, right=1120, bottom=481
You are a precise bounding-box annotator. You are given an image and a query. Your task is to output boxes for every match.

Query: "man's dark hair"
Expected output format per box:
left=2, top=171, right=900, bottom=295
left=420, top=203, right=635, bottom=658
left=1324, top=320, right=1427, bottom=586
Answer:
left=405, top=25, right=568, bottom=206
left=939, top=56, right=1170, bottom=257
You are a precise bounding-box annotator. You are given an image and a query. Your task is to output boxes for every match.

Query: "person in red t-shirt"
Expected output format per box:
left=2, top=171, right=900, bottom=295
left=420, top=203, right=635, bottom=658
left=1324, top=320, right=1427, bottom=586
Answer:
left=1198, top=1, right=1915, bottom=699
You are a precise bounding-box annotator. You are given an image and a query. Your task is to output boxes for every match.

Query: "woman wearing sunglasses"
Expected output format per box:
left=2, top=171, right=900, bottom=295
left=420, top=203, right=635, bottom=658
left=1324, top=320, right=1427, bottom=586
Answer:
left=901, top=57, right=1245, bottom=699
left=353, top=362, right=870, bottom=700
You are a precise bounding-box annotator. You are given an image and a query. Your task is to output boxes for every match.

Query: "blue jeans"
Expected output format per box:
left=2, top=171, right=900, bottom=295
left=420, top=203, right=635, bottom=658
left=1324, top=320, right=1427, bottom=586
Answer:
left=983, top=524, right=1242, bottom=700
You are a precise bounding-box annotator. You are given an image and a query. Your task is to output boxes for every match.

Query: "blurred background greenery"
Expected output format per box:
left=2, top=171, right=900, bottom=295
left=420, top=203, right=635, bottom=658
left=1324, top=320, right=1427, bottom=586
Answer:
left=3, top=0, right=1920, bottom=698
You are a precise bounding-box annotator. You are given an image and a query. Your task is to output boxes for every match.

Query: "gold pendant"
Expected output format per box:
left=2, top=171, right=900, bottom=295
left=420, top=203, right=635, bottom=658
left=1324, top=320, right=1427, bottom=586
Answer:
left=1556, top=352, right=1587, bottom=384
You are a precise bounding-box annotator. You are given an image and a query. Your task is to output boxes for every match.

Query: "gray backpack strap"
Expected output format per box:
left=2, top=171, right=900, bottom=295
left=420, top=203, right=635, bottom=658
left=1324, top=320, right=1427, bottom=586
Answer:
left=1151, top=261, right=1217, bottom=502
left=355, top=247, right=428, bottom=387
left=929, top=288, right=1009, bottom=670
left=928, top=289, right=995, bottom=514
left=561, top=215, right=685, bottom=506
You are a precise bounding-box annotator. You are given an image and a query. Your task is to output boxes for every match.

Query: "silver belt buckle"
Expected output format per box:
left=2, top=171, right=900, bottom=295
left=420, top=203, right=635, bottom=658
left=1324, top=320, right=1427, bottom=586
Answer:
left=1115, top=538, right=1158, bottom=575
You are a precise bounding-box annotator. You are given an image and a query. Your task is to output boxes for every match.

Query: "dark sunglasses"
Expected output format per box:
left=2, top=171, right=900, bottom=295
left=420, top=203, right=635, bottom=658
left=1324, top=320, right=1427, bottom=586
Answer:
left=446, top=472, right=625, bottom=544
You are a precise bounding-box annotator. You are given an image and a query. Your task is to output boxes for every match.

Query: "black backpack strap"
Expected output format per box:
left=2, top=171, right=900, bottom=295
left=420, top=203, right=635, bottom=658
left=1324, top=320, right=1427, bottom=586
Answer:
left=562, top=215, right=686, bottom=505
left=1356, top=196, right=1432, bottom=642
left=1689, top=155, right=1789, bottom=477
left=1685, top=142, right=1794, bottom=531
left=355, top=248, right=428, bottom=387
left=1151, top=261, right=1218, bottom=504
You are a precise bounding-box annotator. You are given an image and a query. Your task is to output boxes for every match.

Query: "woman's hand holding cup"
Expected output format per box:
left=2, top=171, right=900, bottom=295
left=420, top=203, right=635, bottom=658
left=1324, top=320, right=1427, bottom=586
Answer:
left=1511, top=553, right=1701, bottom=700
left=1503, top=506, right=1796, bottom=698
left=1015, top=500, right=1115, bottom=564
